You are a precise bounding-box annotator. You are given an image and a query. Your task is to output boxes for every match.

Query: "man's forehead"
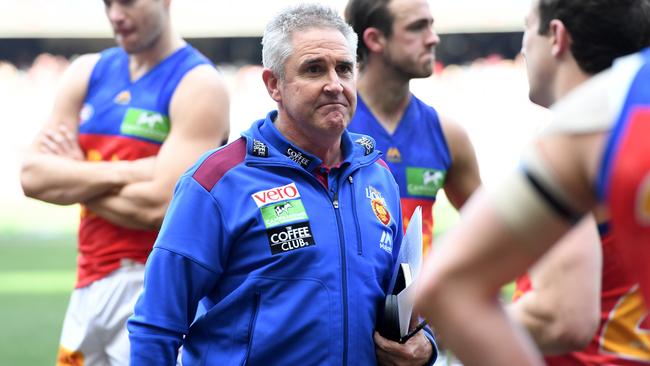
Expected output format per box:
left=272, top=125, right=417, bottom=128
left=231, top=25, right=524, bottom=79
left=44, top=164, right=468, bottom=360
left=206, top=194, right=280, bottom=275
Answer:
left=389, top=0, right=433, bottom=22
left=290, top=29, right=353, bottom=60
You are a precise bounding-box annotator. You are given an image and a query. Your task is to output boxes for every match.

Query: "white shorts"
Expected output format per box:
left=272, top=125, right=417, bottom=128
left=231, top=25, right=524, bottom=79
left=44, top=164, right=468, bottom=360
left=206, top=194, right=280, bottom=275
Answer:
left=56, top=260, right=144, bottom=366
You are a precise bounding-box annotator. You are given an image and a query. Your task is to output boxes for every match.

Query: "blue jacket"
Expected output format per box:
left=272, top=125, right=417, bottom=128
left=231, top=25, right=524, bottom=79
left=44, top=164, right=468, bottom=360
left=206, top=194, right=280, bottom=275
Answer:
left=128, top=112, right=408, bottom=365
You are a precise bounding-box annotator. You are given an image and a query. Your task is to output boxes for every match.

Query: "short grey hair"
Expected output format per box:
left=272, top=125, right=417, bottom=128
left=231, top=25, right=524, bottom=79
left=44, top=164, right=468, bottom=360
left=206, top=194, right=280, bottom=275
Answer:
left=262, top=3, right=358, bottom=80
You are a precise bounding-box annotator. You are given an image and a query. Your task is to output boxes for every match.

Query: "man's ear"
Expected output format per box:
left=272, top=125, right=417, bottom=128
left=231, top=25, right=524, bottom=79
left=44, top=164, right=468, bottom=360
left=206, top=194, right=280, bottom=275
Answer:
left=262, top=68, right=282, bottom=103
left=548, top=19, right=570, bottom=57
left=362, top=27, right=387, bottom=54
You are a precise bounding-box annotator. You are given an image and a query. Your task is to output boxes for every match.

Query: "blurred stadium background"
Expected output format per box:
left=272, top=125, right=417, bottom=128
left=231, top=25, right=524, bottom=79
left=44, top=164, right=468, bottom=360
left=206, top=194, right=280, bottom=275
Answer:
left=0, top=1, right=548, bottom=365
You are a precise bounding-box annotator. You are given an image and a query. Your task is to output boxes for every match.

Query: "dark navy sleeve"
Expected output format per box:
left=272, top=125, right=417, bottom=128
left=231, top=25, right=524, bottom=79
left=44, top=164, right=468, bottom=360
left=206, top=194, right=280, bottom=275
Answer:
left=423, top=326, right=439, bottom=365
left=128, top=176, right=228, bottom=364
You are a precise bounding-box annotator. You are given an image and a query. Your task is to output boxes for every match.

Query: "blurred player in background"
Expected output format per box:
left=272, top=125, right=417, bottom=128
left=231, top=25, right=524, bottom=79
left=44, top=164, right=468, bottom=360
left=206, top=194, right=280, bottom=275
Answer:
left=345, top=0, right=481, bottom=258
left=508, top=0, right=650, bottom=364
left=19, top=0, right=229, bottom=364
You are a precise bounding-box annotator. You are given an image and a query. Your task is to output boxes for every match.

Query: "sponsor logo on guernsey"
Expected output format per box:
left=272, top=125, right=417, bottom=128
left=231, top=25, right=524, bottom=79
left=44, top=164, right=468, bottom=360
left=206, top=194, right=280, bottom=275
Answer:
left=285, top=147, right=312, bottom=168
left=252, top=182, right=301, bottom=208
left=252, top=139, right=269, bottom=157
left=260, top=199, right=309, bottom=228
left=267, top=221, right=316, bottom=255
left=406, top=167, right=446, bottom=197
left=355, top=136, right=375, bottom=155
left=113, top=90, right=131, bottom=104
left=636, top=172, right=650, bottom=225
left=120, top=108, right=170, bottom=142
left=386, top=147, right=402, bottom=163
left=379, top=230, right=393, bottom=254
left=79, top=103, right=94, bottom=124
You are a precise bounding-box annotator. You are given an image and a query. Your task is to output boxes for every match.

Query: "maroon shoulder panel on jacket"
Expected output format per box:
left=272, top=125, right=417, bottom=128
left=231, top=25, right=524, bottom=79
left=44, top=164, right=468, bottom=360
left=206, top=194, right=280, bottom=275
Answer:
left=193, top=138, right=247, bottom=191
left=376, top=158, right=390, bottom=170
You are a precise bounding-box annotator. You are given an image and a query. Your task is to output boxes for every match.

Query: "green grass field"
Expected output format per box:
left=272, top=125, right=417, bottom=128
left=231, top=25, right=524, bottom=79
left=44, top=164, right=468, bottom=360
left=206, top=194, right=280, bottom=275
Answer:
left=0, top=233, right=76, bottom=366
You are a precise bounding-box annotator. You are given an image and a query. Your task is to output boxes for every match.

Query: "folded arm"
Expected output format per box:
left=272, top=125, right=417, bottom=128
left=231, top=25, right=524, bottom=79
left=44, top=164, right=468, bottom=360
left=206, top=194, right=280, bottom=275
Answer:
left=84, top=65, right=230, bottom=229
left=20, top=54, right=150, bottom=205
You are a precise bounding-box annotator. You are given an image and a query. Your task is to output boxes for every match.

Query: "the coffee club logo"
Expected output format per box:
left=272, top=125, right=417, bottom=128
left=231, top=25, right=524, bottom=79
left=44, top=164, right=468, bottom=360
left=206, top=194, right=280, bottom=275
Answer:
left=285, top=147, right=312, bottom=168
left=260, top=199, right=309, bottom=228
left=120, top=108, right=170, bottom=143
left=252, top=139, right=269, bottom=157
left=406, top=167, right=446, bottom=197
left=267, top=221, right=316, bottom=255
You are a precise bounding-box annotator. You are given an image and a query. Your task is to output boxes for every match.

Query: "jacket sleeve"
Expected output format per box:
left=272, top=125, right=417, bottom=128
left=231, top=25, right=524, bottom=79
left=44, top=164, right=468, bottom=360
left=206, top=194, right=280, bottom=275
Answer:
left=128, top=176, right=230, bottom=365
left=423, top=325, right=439, bottom=366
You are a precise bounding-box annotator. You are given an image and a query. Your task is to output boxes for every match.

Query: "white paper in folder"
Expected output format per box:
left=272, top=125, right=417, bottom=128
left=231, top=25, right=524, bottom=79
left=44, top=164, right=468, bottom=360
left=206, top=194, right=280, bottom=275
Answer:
left=386, top=206, right=423, bottom=338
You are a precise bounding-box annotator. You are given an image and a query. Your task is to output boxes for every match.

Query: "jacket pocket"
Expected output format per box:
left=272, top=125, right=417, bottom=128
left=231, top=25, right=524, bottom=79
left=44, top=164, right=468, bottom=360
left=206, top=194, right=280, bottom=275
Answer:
left=241, top=292, right=261, bottom=366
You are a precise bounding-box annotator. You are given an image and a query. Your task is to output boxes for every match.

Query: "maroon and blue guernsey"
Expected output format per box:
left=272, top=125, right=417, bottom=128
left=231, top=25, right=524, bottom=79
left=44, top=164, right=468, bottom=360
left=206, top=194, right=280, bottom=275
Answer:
left=348, top=94, right=451, bottom=256
left=597, top=47, right=650, bottom=362
left=76, top=45, right=212, bottom=288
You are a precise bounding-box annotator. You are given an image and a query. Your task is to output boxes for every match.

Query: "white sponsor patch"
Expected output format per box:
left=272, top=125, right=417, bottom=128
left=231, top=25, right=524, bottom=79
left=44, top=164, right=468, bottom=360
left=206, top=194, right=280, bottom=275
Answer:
left=252, top=182, right=301, bottom=208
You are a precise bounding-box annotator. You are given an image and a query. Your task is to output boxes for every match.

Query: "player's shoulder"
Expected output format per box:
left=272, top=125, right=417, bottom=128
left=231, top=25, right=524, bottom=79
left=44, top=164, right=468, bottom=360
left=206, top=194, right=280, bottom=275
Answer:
left=65, top=53, right=102, bottom=78
left=175, top=62, right=228, bottom=99
left=437, top=113, right=470, bottom=149
left=548, top=52, right=646, bottom=135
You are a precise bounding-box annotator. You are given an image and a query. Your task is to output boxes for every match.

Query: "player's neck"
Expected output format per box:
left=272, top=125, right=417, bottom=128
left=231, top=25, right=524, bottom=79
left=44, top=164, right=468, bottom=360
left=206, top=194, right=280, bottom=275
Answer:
left=357, top=70, right=411, bottom=135
left=554, top=59, right=590, bottom=102
left=128, top=30, right=185, bottom=82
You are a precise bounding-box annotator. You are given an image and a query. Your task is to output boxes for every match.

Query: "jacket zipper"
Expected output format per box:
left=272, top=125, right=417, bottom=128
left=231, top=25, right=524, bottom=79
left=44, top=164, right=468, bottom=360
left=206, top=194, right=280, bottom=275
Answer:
left=332, top=189, right=349, bottom=366
left=348, top=175, right=363, bottom=255
left=242, top=292, right=261, bottom=366
left=247, top=159, right=382, bottom=365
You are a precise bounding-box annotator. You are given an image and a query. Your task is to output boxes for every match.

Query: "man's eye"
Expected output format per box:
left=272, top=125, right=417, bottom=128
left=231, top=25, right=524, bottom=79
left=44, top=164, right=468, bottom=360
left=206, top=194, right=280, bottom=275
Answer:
left=306, top=65, right=322, bottom=73
left=337, top=65, right=352, bottom=74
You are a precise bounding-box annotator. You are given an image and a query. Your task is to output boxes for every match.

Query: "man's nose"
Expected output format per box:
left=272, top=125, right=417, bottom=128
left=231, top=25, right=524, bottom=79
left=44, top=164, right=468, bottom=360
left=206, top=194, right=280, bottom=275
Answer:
left=425, top=27, right=440, bottom=47
left=107, top=3, right=126, bottom=23
left=323, top=71, right=343, bottom=94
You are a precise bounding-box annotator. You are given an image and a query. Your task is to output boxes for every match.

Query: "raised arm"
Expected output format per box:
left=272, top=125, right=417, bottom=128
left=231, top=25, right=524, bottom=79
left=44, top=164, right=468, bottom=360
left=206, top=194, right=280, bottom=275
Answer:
left=439, top=115, right=481, bottom=209
left=507, top=215, right=602, bottom=354
left=83, top=64, right=230, bottom=230
left=20, top=54, right=150, bottom=205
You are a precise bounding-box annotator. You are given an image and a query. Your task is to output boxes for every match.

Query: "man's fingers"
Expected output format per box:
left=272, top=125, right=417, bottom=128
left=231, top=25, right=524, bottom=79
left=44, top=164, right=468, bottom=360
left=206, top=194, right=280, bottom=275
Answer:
left=39, top=132, right=64, bottom=155
left=56, top=125, right=77, bottom=150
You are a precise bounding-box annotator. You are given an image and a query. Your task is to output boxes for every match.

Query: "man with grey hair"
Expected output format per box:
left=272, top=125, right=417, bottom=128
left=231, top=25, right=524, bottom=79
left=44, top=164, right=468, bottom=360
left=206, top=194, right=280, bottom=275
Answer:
left=128, top=3, right=434, bottom=365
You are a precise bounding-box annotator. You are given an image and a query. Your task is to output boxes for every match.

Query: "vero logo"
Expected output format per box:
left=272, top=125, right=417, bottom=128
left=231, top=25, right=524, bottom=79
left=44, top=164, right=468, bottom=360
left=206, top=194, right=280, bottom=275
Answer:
left=252, top=183, right=301, bottom=208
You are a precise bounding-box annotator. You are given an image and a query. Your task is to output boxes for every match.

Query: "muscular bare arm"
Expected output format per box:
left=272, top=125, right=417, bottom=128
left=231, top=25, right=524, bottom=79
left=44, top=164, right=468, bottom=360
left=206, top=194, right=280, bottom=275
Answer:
left=20, top=54, right=151, bottom=205
left=507, top=215, right=602, bottom=354
left=439, top=115, right=481, bottom=209
left=83, top=64, right=230, bottom=230
left=414, top=132, right=604, bottom=365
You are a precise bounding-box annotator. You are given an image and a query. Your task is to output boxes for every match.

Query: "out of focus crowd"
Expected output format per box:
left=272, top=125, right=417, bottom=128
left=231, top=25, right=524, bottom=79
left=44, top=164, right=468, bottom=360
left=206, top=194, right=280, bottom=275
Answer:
left=1, top=52, right=550, bottom=201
